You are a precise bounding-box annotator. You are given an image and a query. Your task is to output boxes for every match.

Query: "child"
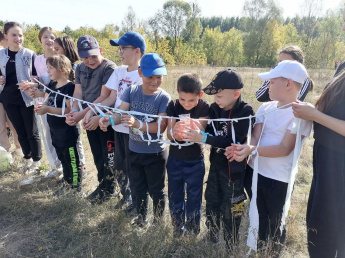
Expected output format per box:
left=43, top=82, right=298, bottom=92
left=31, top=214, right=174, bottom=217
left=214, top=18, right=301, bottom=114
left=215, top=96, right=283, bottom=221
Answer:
left=53, top=36, right=79, bottom=70
left=292, top=75, right=345, bottom=257
left=0, top=22, right=42, bottom=174
left=96, top=31, right=145, bottom=214
left=99, top=53, right=170, bottom=227
left=35, top=55, right=82, bottom=194
left=34, top=27, right=62, bottom=177
left=0, top=29, right=21, bottom=159
left=166, top=73, right=209, bottom=237
left=227, top=61, right=312, bottom=256
left=65, top=35, right=116, bottom=204
left=52, top=36, right=86, bottom=178
left=182, top=69, right=254, bottom=248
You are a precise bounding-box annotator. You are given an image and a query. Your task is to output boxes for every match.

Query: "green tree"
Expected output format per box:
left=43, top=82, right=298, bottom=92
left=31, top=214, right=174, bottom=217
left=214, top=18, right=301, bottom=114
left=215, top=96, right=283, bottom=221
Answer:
left=121, top=6, right=137, bottom=33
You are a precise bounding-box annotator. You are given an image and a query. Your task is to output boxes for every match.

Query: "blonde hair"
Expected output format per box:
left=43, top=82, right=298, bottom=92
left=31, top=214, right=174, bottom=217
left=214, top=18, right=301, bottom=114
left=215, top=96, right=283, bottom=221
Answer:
left=46, top=55, right=75, bottom=82
left=38, top=27, right=57, bottom=43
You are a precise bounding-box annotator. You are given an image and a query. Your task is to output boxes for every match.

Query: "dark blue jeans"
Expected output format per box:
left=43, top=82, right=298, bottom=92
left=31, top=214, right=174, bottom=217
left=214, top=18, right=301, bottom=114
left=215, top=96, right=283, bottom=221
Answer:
left=167, top=156, right=205, bottom=233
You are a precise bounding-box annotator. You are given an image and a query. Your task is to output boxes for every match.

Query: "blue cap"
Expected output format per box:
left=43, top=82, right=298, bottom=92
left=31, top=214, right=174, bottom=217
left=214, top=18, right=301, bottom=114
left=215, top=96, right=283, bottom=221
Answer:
left=139, top=53, right=167, bottom=77
left=110, top=31, right=146, bottom=54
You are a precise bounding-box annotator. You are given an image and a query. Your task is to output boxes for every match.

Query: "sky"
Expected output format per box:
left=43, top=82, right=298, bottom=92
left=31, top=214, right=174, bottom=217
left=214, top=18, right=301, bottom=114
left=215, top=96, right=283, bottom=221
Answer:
left=2, top=0, right=343, bottom=31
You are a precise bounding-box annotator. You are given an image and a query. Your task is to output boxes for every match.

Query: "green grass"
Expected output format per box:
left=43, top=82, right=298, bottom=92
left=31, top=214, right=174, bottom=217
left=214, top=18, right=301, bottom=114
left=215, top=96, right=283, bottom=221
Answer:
left=0, top=66, right=335, bottom=257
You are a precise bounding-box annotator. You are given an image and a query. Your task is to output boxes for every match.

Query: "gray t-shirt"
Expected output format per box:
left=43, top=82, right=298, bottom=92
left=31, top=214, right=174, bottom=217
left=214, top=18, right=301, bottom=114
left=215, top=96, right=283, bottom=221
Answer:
left=121, top=85, right=171, bottom=153
left=75, top=58, right=116, bottom=103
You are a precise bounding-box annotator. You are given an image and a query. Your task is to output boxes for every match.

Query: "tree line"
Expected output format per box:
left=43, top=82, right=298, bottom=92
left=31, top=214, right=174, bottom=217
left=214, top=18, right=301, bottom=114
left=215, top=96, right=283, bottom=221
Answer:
left=2, top=0, right=344, bottom=68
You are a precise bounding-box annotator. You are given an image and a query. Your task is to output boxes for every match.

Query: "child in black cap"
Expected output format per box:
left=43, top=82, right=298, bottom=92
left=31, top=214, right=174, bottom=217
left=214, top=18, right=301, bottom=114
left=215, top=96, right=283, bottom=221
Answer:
left=183, top=69, right=254, bottom=249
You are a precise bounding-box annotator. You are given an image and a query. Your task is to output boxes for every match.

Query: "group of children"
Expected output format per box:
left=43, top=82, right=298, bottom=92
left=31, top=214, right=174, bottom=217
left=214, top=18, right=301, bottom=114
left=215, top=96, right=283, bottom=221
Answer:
left=1, top=21, right=335, bottom=256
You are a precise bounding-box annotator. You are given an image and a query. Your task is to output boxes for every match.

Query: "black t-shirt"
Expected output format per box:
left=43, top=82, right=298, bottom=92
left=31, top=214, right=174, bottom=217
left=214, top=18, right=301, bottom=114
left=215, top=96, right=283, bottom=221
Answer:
left=46, top=81, right=79, bottom=148
left=0, top=49, right=37, bottom=105
left=167, top=98, right=210, bottom=160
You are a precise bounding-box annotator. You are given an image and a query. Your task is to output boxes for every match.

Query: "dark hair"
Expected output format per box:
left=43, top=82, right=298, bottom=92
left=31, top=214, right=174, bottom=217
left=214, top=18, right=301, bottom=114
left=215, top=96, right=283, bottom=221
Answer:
left=38, top=27, right=57, bottom=43
left=0, top=30, right=4, bottom=41
left=279, top=45, right=304, bottom=64
left=316, top=70, right=345, bottom=113
left=54, top=36, right=79, bottom=64
left=279, top=45, right=314, bottom=92
left=3, top=21, right=22, bottom=34
left=177, top=73, right=203, bottom=94
left=46, top=55, right=75, bottom=82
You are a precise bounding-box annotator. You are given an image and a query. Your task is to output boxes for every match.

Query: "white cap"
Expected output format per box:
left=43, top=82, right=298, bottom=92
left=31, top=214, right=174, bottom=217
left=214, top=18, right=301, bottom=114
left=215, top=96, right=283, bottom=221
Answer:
left=258, top=60, right=308, bottom=84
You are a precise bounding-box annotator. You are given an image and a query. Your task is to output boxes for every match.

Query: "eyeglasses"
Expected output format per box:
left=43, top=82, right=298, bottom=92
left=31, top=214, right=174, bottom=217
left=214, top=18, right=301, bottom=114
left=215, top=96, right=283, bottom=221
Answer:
left=118, top=46, right=136, bottom=54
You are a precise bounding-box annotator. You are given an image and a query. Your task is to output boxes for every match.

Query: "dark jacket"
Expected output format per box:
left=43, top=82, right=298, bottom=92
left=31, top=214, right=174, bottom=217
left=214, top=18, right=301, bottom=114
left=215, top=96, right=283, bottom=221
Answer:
left=205, top=97, right=254, bottom=175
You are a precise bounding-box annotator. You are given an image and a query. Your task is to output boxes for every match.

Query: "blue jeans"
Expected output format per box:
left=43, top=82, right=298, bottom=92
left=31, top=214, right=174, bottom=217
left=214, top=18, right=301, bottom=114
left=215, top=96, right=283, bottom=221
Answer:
left=167, top=156, right=205, bottom=234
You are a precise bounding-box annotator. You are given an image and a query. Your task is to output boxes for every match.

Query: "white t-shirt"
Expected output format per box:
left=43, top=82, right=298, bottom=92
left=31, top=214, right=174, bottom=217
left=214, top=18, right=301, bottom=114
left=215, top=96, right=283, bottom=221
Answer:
left=34, top=54, right=50, bottom=84
left=248, top=101, right=312, bottom=183
left=105, top=66, right=142, bottom=133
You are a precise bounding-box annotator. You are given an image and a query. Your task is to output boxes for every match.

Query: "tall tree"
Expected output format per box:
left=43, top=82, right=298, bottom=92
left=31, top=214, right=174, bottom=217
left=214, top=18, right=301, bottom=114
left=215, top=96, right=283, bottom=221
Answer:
left=121, top=6, right=137, bottom=33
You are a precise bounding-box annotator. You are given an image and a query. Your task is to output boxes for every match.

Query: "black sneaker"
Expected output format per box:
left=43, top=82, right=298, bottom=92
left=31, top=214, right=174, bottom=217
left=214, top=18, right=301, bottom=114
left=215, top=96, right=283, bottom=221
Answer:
left=125, top=203, right=138, bottom=218
left=132, top=214, right=149, bottom=231
left=54, top=182, right=72, bottom=196
left=87, top=186, right=101, bottom=200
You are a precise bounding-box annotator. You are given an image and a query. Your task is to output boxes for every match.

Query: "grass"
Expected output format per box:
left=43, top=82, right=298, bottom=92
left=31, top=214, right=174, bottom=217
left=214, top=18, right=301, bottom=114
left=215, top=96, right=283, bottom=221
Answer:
left=0, top=66, right=336, bottom=258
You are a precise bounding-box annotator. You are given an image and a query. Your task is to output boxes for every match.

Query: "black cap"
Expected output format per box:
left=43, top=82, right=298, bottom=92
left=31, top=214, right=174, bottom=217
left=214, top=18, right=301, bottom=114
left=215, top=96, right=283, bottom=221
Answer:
left=203, top=69, right=243, bottom=95
left=77, top=35, right=101, bottom=58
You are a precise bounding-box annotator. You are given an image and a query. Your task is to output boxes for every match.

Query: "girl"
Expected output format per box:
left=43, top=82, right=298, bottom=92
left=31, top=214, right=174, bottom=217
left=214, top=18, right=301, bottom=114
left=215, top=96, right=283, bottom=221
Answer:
left=0, top=22, right=42, bottom=174
left=53, top=36, right=79, bottom=70
left=53, top=36, right=86, bottom=177
left=0, top=29, right=21, bottom=159
left=292, top=71, right=345, bottom=258
left=35, top=55, right=82, bottom=195
left=255, top=45, right=314, bottom=102
left=33, top=27, right=63, bottom=178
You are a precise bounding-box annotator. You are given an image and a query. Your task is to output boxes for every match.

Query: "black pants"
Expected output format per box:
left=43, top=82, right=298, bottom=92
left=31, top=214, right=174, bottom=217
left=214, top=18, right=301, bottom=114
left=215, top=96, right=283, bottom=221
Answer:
left=257, top=174, right=287, bottom=249
left=128, top=150, right=167, bottom=220
left=307, top=142, right=345, bottom=258
left=205, top=161, right=246, bottom=244
left=86, top=127, right=115, bottom=194
left=53, top=142, right=81, bottom=188
left=244, top=165, right=253, bottom=200
left=3, top=103, right=41, bottom=161
left=114, top=131, right=132, bottom=203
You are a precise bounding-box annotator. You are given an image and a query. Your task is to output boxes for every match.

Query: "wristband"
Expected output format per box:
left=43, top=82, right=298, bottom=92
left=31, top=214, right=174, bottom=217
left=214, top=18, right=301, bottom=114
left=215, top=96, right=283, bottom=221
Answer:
left=72, top=109, right=78, bottom=112
left=138, top=119, right=143, bottom=130
left=200, top=131, right=212, bottom=143
left=108, top=115, right=115, bottom=126
left=251, top=147, right=258, bottom=155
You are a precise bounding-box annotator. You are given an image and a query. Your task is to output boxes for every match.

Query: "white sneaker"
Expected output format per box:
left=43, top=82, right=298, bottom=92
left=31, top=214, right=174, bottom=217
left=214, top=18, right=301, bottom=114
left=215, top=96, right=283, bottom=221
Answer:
left=45, top=166, right=63, bottom=178
left=26, top=160, right=41, bottom=175
left=19, top=159, right=32, bottom=173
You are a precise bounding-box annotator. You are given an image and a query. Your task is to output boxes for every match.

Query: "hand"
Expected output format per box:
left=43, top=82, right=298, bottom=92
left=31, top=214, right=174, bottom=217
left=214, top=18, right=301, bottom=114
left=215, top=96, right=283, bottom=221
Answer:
left=181, top=128, right=203, bottom=142
left=17, top=80, right=37, bottom=92
left=291, top=102, right=318, bottom=121
left=65, top=111, right=83, bottom=126
left=172, top=121, right=188, bottom=141
left=28, top=87, right=38, bottom=98
left=225, top=146, right=235, bottom=160
left=83, top=110, right=95, bottom=125
left=0, top=76, right=5, bottom=85
left=34, top=103, right=49, bottom=115
left=121, top=114, right=137, bottom=128
left=83, top=116, right=100, bottom=131
left=99, top=116, right=110, bottom=132
left=231, top=143, right=253, bottom=162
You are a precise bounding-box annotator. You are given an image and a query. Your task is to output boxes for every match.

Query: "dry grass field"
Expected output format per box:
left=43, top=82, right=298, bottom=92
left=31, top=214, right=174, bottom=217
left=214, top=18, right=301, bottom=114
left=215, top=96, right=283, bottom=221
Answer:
left=0, top=66, right=335, bottom=258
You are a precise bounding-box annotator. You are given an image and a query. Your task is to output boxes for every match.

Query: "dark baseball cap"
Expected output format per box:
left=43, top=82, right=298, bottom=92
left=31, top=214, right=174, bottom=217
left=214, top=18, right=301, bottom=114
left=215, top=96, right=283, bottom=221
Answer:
left=110, top=31, right=146, bottom=54
left=77, top=35, right=101, bottom=58
left=139, top=53, right=166, bottom=77
left=203, top=69, right=243, bottom=95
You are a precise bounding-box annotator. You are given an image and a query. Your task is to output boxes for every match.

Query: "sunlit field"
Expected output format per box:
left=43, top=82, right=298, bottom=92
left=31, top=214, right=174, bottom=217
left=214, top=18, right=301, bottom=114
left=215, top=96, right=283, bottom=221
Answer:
left=0, top=66, right=335, bottom=257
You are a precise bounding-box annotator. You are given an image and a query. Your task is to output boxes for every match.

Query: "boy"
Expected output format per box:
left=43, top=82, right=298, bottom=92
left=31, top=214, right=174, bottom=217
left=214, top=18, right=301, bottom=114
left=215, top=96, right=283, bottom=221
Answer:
left=97, top=31, right=146, bottom=214
left=166, top=73, right=209, bottom=237
left=183, top=69, right=254, bottom=248
left=227, top=61, right=312, bottom=255
left=65, top=35, right=116, bottom=203
left=99, top=53, right=170, bottom=227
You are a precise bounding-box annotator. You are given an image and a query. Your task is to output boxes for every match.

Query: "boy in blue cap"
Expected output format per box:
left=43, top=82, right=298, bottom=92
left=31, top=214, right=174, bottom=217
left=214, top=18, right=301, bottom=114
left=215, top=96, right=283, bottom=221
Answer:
left=99, top=53, right=171, bottom=227
left=95, top=31, right=145, bottom=215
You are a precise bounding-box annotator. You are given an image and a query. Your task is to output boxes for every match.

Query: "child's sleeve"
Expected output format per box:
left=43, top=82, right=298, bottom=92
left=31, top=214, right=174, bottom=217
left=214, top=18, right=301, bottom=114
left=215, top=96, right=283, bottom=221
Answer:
left=158, top=93, right=171, bottom=114
left=75, top=64, right=81, bottom=85
left=105, top=70, right=118, bottom=91
left=101, top=62, right=116, bottom=85
left=120, top=86, right=131, bottom=103
left=289, top=118, right=313, bottom=138
left=254, top=104, right=265, bottom=124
